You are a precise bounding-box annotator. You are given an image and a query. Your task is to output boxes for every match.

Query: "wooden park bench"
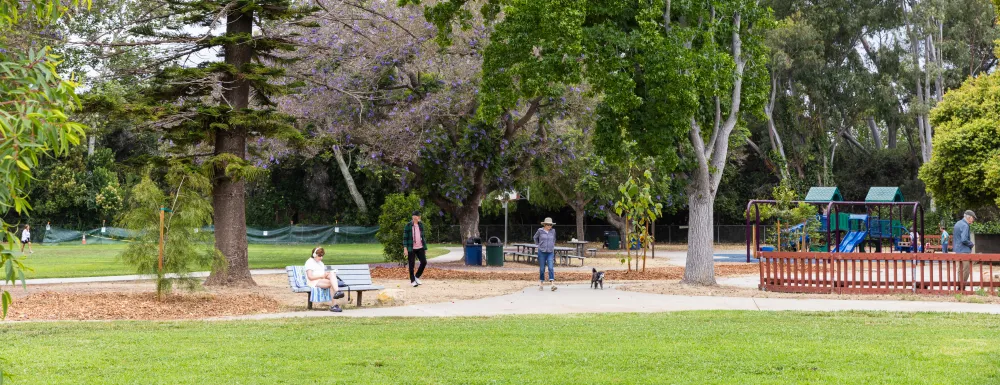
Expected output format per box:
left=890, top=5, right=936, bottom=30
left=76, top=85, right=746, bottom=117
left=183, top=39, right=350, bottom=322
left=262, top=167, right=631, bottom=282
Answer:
left=286, top=264, right=384, bottom=309
left=559, top=254, right=586, bottom=267
left=923, top=234, right=949, bottom=253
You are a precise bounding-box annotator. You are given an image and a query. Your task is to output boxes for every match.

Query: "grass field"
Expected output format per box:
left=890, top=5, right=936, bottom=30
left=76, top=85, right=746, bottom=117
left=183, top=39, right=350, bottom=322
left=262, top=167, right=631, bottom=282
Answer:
left=9, top=244, right=448, bottom=279
left=3, top=311, right=1000, bottom=384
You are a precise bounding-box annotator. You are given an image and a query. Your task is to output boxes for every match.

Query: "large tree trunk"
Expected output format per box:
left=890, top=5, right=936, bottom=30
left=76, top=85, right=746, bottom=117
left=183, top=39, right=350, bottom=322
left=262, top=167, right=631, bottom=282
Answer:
left=573, top=204, right=585, bottom=241
left=606, top=210, right=628, bottom=242
left=905, top=1, right=932, bottom=164
left=866, top=117, right=883, bottom=149
left=332, top=145, right=368, bottom=215
left=456, top=204, right=480, bottom=260
left=685, top=182, right=716, bottom=285
left=682, top=11, right=746, bottom=286
left=764, top=73, right=789, bottom=180
left=205, top=8, right=255, bottom=287
left=887, top=120, right=898, bottom=149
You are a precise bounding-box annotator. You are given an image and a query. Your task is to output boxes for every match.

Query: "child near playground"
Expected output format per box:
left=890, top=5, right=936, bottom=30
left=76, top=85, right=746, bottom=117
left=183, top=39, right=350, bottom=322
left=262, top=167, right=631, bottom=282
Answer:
left=20, top=224, right=33, bottom=254
left=939, top=225, right=949, bottom=253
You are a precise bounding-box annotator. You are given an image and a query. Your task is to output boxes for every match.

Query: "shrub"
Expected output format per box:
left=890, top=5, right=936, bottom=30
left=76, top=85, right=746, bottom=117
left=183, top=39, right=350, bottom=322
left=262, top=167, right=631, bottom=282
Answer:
left=376, top=193, right=433, bottom=264
left=117, top=168, right=223, bottom=299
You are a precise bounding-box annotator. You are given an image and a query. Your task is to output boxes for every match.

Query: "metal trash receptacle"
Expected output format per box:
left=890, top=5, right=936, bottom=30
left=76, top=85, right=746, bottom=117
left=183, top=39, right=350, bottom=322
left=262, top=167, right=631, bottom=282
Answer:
left=486, top=236, right=504, bottom=267
left=465, top=237, right=483, bottom=266
left=604, top=231, right=620, bottom=250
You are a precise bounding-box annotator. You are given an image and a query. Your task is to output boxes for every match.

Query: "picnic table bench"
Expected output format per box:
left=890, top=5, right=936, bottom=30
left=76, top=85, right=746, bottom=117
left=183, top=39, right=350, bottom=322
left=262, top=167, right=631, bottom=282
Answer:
left=899, top=234, right=949, bottom=253
left=287, top=264, right=384, bottom=309
left=504, top=243, right=586, bottom=266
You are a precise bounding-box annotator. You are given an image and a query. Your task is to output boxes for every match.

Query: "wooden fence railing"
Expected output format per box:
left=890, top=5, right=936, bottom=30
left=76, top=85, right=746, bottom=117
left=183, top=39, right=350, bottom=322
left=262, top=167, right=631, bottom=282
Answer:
left=759, top=252, right=1000, bottom=295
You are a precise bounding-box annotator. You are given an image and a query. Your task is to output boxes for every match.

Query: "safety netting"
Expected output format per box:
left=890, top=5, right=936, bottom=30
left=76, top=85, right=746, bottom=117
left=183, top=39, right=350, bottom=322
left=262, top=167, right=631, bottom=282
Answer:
left=41, top=225, right=378, bottom=245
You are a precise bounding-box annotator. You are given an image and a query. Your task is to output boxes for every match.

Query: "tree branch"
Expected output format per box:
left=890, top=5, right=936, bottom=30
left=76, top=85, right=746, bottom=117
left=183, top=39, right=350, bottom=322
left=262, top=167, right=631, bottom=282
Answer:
left=707, top=11, right=745, bottom=192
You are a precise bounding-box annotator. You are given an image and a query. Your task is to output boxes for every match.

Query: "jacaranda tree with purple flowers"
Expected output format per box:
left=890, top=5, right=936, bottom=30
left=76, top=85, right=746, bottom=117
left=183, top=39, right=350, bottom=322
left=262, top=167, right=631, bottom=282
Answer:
left=283, top=0, right=584, bottom=252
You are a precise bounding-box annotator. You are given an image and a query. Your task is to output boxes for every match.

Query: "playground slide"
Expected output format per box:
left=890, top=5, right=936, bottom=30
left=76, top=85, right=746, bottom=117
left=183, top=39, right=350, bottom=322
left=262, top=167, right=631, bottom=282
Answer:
left=836, top=231, right=866, bottom=252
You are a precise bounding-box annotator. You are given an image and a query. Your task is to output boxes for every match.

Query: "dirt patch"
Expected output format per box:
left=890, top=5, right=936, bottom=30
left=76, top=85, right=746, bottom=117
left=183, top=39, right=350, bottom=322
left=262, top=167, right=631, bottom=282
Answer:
left=2, top=275, right=534, bottom=321
left=618, top=280, right=1000, bottom=304
left=6, top=292, right=280, bottom=321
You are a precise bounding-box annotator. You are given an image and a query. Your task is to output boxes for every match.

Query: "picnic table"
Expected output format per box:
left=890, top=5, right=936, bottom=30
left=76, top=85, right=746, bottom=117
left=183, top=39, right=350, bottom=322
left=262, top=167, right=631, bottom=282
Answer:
left=506, top=243, right=585, bottom=266
left=567, top=240, right=588, bottom=259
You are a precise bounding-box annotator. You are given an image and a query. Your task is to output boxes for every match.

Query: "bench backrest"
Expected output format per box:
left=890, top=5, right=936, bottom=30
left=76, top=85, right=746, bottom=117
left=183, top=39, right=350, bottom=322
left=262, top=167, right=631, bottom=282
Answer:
left=286, top=264, right=374, bottom=289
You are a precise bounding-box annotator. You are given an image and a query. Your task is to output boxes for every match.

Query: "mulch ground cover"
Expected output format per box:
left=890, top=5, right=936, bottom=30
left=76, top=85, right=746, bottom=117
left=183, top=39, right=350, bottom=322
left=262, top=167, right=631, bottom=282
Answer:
left=6, top=292, right=281, bottom=321
left=371, top=263, right=759, bottom=281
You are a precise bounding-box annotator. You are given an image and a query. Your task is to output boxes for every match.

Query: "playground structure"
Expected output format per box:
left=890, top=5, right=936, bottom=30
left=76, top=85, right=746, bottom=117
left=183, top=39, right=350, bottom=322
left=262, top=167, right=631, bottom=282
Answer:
left=741, top=187, right=1000, bottom=296
left=744, top=187, right=925, bottom=263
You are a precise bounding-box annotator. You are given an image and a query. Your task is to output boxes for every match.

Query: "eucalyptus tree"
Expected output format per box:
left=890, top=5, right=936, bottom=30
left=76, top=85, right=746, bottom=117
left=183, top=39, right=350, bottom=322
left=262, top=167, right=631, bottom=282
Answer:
left=0, top=16, right=87, bottom=383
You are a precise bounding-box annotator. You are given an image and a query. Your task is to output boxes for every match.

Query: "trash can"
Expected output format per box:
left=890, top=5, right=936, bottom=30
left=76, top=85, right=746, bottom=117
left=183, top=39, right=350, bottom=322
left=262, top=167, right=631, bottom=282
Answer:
left=604, top=231, right=620, bottom=250
left=486, top=236, right=504, bottom=267
left=465, top=237, right=483, bottom=266
left=629, top=235, right=642, bottom=250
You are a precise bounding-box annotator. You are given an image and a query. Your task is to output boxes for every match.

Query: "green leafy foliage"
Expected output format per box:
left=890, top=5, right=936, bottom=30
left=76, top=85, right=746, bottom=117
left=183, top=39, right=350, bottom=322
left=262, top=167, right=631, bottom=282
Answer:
left=972, top=221, right=1000, bottom=235
left=919, top=72, right=1000, bottom=212
left=754, top=182, right=819, bottom=250
left=0, top=0, right=89, bottom=324
left=28, top=147, right=124, bottom=226
left=117, top=168, right=222, bottom=298
left=614, top=169, right=663, bottom=269
left=376, top=194, right=434, bottom=264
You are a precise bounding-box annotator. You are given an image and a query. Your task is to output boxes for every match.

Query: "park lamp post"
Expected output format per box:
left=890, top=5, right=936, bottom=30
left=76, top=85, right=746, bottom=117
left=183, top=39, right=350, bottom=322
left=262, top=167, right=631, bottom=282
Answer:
left=496, top=190, right=528, bottom=246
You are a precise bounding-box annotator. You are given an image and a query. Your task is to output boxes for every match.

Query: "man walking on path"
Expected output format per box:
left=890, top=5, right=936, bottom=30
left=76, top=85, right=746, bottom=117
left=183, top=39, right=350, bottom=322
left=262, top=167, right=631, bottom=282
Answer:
left=954, top=210, right=976, bottom=289
left=403, top=211, right=427, bottom=287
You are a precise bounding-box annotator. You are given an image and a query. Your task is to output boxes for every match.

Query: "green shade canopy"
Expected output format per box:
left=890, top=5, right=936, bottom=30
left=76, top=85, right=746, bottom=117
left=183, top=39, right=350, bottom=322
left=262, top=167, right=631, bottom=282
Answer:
left=865, top=187, right=904, bottom=202
left=804, top=187, right=843, bottom=202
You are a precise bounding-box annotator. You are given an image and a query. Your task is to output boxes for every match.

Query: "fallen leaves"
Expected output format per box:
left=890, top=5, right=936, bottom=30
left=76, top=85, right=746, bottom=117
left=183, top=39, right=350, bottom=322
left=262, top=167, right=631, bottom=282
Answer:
left=6, top=292, right=280, bottom=321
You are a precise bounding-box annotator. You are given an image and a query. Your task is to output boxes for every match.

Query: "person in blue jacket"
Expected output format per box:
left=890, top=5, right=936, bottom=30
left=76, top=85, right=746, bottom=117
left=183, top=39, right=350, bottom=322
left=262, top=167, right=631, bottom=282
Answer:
left=954, top=210, right=976, bottom=289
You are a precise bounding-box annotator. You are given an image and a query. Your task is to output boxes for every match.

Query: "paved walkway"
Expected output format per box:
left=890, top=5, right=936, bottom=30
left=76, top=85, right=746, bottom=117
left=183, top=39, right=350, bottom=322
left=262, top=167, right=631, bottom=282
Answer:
left=17, top=247, right=466, bottom=286
left=18, top=247, right=757, bottom=285
left=214, top=283, right=1000, bottom=320
left=27, top=246, right=1000, bottom=320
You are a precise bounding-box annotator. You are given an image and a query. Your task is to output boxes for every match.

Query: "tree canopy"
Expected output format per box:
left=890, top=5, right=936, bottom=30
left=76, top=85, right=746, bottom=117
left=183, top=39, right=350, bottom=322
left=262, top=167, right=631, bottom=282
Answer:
left=919, top=72, right=1000, bottom=211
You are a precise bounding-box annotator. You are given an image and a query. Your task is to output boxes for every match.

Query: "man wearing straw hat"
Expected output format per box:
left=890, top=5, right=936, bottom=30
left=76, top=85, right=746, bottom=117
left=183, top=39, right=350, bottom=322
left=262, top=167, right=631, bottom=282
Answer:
left=534, top=218, right=558, bottom=291
left=954, top=210, right=976, bottom=289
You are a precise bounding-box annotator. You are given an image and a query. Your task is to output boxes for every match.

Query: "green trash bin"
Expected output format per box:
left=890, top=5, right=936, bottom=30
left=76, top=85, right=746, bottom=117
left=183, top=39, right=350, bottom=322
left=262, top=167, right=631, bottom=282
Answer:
left=605, top=231, right=620, bottom=250
left=486, top=236, right=504, bottom=267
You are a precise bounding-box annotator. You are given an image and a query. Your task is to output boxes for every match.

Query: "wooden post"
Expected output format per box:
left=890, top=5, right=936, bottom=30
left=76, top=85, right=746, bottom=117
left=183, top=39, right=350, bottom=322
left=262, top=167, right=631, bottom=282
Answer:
left=777, top=220, right=782, bottom=252
left=651, top=220, right=656, bottom=259
left=158, top=208, right=165, bottom=272
left=642, top=222, right=649, bottom=272
left=624, top=214, right=630, bottom=272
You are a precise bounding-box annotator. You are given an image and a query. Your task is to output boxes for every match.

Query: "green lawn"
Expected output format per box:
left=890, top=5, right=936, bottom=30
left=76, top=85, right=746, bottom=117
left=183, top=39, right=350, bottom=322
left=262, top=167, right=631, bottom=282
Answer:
left=12, top=244, right=448, bottom=279
left=3, top=311, right=1000, bottom=384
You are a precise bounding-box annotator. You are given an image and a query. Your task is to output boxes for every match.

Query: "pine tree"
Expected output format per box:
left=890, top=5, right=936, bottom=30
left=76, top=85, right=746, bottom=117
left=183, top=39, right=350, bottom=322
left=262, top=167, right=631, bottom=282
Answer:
left=133, top=0, right=314, bottom=286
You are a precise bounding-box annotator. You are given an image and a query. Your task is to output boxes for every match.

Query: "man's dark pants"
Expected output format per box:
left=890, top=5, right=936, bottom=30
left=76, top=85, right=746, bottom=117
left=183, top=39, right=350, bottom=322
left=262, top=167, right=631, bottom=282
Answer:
left=408, top=247, right=427, bottom=282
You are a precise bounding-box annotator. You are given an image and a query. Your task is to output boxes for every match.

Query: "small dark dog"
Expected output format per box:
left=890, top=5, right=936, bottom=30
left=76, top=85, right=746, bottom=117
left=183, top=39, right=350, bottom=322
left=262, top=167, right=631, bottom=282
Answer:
left=591, top=268, right=605, bottom=289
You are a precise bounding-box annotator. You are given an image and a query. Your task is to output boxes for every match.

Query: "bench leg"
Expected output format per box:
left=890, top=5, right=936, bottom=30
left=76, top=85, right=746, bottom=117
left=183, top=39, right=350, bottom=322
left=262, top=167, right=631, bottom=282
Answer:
left=306, top=294, right=312, bottom=310
left=356, top=291, right=363, bottom=307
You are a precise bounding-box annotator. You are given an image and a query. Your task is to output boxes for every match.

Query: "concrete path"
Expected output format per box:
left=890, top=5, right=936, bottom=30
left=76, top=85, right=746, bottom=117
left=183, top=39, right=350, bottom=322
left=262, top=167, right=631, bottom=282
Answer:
left=17, top=246, right=753, bottom=285
left=215, top=283, right=1000, bottom=320
left=14, top=247, right=465, bottom=286
left=428, top=247, right=463, bottom=263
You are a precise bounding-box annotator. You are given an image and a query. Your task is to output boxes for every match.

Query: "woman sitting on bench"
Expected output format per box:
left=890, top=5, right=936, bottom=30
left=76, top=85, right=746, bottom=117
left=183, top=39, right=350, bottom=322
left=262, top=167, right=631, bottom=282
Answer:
left=305, top=247, right=345, bottom=312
